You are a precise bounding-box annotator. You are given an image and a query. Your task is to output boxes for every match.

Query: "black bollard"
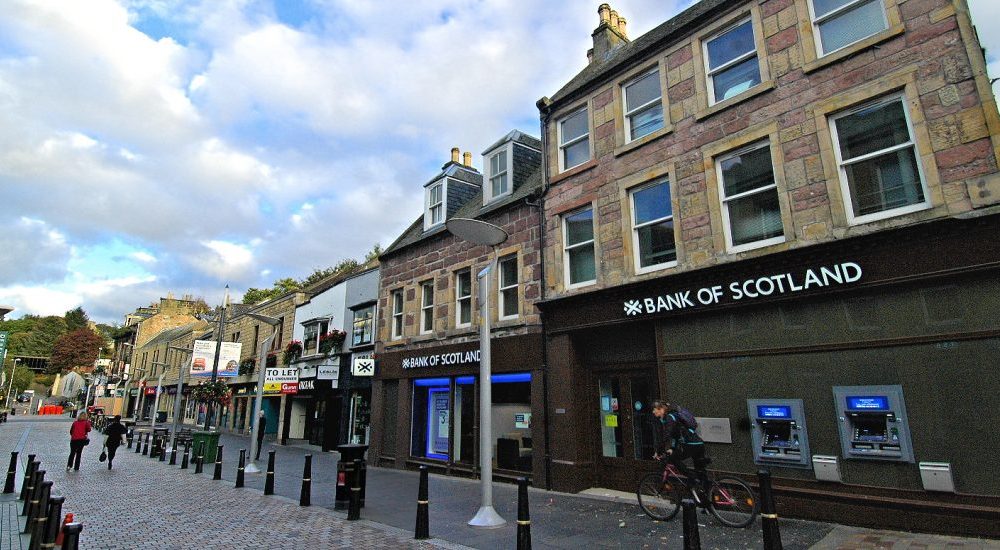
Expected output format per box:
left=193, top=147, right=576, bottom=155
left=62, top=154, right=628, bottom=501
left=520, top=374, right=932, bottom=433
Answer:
left=213, top=445, right=224, bottom=480
left=414, top=466, right=429, bottom=540
left=4, top=451, right=18, bottom=494
left=347, top=459, right=362, bottom=520
left=195, top=442, right=205, bottom=474
left=181, top=442, right=190, bottom=470
left=159, top=438, right=167, bottom=462
left=759, top=470, right=783, bottom=550
left=169, top=442, right=178, bottom=466
left=264, top=451, right=275, bottom=496
left=29, top=480, right=52, bottom=548
left=42, top=495, right=64, bottom=548
left=26, top=478, right=49, bottom=534
left=20, top=455, right=37, bottom=500
left=61, top=522, right=83, bottom=550
left=682, top=499, right=701, bottom=550
left=22, top=468, right=43, bottom=517
left=149, top=435, right=157, bottom=458
left=135, top=433, right=142, bottom=454
left=126, top=430, right=133, bottom=449
left=139, top=433, right=146, bottom=455
left=236, top=449, right=245, bottom=488
left=516, top=477, right=531, bottom=550
left=299, top=454, right=311, bottom=506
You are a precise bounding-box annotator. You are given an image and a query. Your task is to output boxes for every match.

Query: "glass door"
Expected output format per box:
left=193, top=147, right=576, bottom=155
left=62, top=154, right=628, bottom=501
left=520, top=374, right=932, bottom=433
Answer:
left=595, top=371, right=658, bottom=487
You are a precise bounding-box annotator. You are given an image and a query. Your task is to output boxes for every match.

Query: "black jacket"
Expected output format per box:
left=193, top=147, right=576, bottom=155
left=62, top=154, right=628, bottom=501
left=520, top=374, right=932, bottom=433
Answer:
left=104, top=422, right=127, bottom=447
left=653, top=412, right=704, bottom=455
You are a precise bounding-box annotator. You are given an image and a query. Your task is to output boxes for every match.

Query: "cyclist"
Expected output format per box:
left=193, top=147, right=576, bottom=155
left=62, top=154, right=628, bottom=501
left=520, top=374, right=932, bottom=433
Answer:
left=651, top=400, right=710, bottom=494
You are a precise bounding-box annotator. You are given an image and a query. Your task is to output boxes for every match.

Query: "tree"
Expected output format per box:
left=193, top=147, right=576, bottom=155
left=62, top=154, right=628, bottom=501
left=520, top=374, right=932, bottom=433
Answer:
left=64, top=307, right=90, bottom=331
left=47, top=328, right=104, bottom=374
left=4, top=316, right=67, bottom=358
left=242, top=277, right=302, bottom=305
left=364, top=243, right=383, bottom=263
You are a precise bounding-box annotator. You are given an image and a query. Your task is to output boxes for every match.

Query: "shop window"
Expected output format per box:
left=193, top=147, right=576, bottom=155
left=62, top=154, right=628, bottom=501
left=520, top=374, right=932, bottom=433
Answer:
left=303, top=319, right=329, bottom=356
left=391, top=290, right=404, bottom=340
left=598, top=377, right=623, bottom=458
left=558, top=107, right=590, bottom=171
left=830, top=95, right=927, bottom=224
left=810, top=0, right=888, bottom=56
left=717, top=141, right=784, bottom=251
left=455, top=270, right=472, bottom=328
left=704, top=19, right=761, bottom=105
left=623, top=68, right=664, bottom=141
left=630, top=180, right=676, bottom=273
left=352, top=304, right=375, bottom=346
left=498, top=255, right=519, bottom=320
left=420, top=281, right=434, bottom=334
left=563, top=207, right=596, bottom=287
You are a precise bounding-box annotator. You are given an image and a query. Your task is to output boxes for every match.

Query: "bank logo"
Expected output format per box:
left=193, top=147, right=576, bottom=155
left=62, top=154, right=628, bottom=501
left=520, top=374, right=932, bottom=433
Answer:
left=624, top=300, right=642, bottom=316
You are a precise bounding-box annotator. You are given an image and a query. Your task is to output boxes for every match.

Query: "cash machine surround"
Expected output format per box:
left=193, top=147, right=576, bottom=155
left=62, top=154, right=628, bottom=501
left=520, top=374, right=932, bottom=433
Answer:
left=833, top=385, right=914, bottom=463
left=747, top=399, right=810, bottom=468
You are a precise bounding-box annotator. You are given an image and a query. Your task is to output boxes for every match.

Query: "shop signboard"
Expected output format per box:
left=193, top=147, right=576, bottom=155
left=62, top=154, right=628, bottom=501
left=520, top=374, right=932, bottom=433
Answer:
left=318, top=357, right=339, bottom=381
left=352, top=352, right=375, bottom=377
left=190, top=340, right=243, bottom=377
left=402, top=349, right=480, bottom=369
left=299, top=364, right=318, bottom=379
left=264, top=367, right=299, bottom=395
left=144, top=387, right=157, bottom=396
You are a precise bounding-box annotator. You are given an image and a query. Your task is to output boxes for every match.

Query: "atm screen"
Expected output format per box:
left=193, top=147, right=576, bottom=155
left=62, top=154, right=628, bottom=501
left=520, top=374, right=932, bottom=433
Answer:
left=846, top=395, right=889, bottom=411
left=757, top=405, right=792, bottom=419
left=762, top=422, right=792, bottom=446
left=852, top=415, right=888, bottom=442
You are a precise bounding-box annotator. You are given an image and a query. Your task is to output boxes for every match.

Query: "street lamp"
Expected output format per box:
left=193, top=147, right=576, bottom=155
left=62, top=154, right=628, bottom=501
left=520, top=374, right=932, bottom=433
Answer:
left=5, top=358, right=21, bottom=409
left=116, top=342, right=135, bottom=418
left=446, top=217, right=509, bottom=529
left=204, top=285, right=230, bottom=430
left=167, top=345, right=193, bottom=454
left=150, top=362, right=170, bottom=429
left=243, top=313, right=281, bottom=474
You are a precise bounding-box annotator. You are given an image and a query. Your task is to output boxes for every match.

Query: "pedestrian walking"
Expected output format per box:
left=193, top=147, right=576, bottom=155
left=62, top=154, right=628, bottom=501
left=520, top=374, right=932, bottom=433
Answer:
left=67, top=412, right=92, bottom=471
left=103, top=415, right=128, bottom=470
left=255, top=410, right=267, bottom=461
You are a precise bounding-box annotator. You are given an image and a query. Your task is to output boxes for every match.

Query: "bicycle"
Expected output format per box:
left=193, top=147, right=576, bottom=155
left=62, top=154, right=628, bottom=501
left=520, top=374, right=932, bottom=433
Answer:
left=637, top=459, right=759, bottom=528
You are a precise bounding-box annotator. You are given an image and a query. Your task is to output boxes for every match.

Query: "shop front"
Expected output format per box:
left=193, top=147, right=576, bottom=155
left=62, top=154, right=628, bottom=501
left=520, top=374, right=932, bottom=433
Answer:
left=296, top=356, right=342, bottom=451
left=538, top=214, right=1000, bottom=535
left=373, top=334, right=544, bottom=482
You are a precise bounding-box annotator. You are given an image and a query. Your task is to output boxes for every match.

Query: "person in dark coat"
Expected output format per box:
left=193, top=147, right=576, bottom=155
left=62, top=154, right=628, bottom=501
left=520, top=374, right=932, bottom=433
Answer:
left=255, top=410, right=267, bottom=460
left=103, top=415, right=128, bottom=470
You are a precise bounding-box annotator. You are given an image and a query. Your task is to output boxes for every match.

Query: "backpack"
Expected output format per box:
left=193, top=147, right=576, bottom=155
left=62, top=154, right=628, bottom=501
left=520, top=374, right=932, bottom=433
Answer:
left=673, top=407, right=698, bottom=430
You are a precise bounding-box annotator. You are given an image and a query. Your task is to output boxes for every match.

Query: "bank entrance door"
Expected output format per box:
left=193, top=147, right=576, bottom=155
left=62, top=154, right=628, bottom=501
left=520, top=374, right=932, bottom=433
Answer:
left=594, top=371, right=657, bottom=489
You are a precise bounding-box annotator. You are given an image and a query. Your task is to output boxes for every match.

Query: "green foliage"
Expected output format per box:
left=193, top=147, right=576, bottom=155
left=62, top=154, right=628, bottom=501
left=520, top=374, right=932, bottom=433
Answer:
left=34, top=374, right=55, bottom=387
left=241, top=244, right=381, bottom=305
left=364, top=243, right=383, bottom=263
left=0, top=315, right=68, bottom=358
left=64, top=307, right=90, bottom=331
left=48, top=328, right=104, bottom=374
left=1, top=365, right=35, bottom=401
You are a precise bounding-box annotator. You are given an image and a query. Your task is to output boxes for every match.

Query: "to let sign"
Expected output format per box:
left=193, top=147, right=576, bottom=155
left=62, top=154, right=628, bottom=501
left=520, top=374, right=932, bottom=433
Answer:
left=264, top=367, right=299, bottom=395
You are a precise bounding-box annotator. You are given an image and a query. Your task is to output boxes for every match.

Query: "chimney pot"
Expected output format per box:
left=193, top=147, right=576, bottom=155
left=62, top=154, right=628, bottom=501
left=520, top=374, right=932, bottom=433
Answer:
left=451, top=147, right=460, bottom=164
left=610, top=10, right=619, bottom=30
left=598, top=4, right=611, bottom=24
left=587, top=48, right=594, bottom=63
left=618, top=17, right=627, bottom=38
left=463, top=152, right=472, bottom=167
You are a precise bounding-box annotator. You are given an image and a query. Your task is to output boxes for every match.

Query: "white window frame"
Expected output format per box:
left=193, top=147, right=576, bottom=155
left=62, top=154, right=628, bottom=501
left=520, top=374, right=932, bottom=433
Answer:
left=563, top=207, right=597, bottom=289
left=484, top=146, right=512, bottom=204
left=391, top=290, right=404, bottom=340
left=808, top=0, right=888, bottom=57
left=420, top=280, right=434, bottom=334
left=498, top=254, right=519, bottom=320
left=352, top=305, right=375, bottom=347
left=630, top=180, right=677, bottom=274
left=557, top=107, right=590, bottom=172
left=455, top=270, right=472, bottom=328
left=716, top=141, right=786, bottom=253
left=622, top=68, right=664, bottom=143
left=303, top=319, right=329, bottom=357
left=703, top=18, right=760, bottom=106
left=425, top=181, right=445, bottom=230
left=829, top=94, right=929, bottom=225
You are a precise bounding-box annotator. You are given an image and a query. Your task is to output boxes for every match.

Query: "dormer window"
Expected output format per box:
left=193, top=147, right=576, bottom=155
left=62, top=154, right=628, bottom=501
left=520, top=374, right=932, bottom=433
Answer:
left=484, top=147, right=512, bottom=204
left=425, top=181, right=445, bottom=229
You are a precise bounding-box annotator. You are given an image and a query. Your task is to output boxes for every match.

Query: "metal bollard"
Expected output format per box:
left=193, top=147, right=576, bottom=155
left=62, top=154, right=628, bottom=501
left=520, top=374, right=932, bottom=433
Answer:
left=26, top=478, right=50, bottom=535
left=30, top=481, right=52, bottom=549
left=264, top=451, right=275, bottom=496
left=169, top=443, right=178, bottom=466
left=347, top=459, right=362, bottom=520
left=236, top=450, right=245, bottom=488
left=195, top=442, right=205, bottom=474
left=517, top=477, right=531, bottom=550
left=135, top=433, right=142, bottom=454
left=149, top=435, right=157, bottom=458
left=759, top=470, right=783, bottom=550
left=20, top=455, right=37, bottom=500
left=60, top=522, right=82, bottom=550
left=181, top=443, right=190, bottom=470
left=213, top=445, right=224, bottom=480
left=126, top=431, right=133, bottom=449
left=415, top=466, right=429, bottom=539
left=140, top=433, right=148, bottom=455
left=22, top=468, right=43, bottom=517
left=159, top=439, right=167, bottom=462
left=299, top=454, right=311, bottom=506
left=4, top=451, right=18, bottom=494
left=682, top=499, right=701, bottom=550
left=41, top=495, right=64, bottom=548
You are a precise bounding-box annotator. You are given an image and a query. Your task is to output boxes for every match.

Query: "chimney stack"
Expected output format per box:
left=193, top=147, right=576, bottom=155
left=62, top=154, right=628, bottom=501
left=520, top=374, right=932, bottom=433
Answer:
left=618, top=17, right=627, bottom=38
left=463, top=151, right=472, bottom=167
left=451, top=147, right=460, bottom=164
left=591, top=4, right=629, bottom=64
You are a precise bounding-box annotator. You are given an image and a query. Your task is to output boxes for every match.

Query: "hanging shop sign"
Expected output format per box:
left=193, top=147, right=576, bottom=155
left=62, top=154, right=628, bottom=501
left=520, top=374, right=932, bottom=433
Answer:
left=299, top=364, right=318, bottom=379
left=264, top=367, right=299, bottom=395
left=402, top=350, right=481, bottom=369
left=318, top=358, right=340, bottom=381
left=623, top=261, right=863, bottom=317
left=190, top=340, right=243, bottom=377
left=352, top=352, right=375, bottom=377
left=144, top=387, right=157, bottom=396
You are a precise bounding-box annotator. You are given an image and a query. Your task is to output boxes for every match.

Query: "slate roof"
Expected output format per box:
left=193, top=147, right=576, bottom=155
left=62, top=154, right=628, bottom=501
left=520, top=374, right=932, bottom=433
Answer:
left=482, top=130, right=542, bottom=155
left=423, top=161, right=483, bottom=188
left=545, top=0, right=734, bottom=110
left=142, top=322, right=208, bottom=348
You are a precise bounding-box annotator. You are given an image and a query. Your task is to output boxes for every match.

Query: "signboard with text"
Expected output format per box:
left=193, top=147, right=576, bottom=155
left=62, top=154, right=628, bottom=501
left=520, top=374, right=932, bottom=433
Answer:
left=0, top=331, right=8, bottom=361
left=190, top=340, right=242, bottom=377
left=264, top=367, right=299, bottom=395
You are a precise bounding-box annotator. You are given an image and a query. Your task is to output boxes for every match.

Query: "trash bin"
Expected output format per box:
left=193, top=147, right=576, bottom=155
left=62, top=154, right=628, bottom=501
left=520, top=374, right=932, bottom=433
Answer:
left=335, top=444, right=368, bottom=510
left=191, top=431, right=221, bottom=464
left=155, top=411, right=168, bottom=423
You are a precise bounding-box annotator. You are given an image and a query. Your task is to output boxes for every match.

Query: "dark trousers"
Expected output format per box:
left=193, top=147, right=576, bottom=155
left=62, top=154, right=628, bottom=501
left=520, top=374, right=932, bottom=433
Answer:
left=670, top=445, right=710, bottom=489
left=67, top=440, right=86, bottom=470
left=107, top=444, right=120, bottom=467
left=255, top=436, right=265, bottom=460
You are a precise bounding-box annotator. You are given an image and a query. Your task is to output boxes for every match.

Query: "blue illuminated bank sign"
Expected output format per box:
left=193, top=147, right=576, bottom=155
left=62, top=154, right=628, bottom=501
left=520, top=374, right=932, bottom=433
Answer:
left=623, top=261, right=863, bottom=317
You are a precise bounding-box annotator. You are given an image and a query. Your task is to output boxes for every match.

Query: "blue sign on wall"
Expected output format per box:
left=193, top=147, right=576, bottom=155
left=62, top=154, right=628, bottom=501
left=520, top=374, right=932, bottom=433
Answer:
left=846, top=396, right=889, bottom=411
left=757, top=405, right=792, bottom=419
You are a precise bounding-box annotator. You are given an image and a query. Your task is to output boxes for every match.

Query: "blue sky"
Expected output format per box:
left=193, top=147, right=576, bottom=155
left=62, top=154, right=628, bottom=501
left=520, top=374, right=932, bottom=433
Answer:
left=0, top=0, right=998, bottom=324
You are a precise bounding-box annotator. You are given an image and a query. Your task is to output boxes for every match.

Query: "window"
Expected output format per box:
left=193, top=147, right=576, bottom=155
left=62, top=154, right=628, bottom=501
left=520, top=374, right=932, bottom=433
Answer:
left=270, top=317, right=284, bottom=351
left=704, top=19, right=761, bottom=104
left=455, top=270, right=472, bottom=328
left=426, top=183, right=444, bottom=228
left=391, top=290, right=404, bottom=340
left=420, top=281, right=434, bottom=334
left=623, top=69, right=664, bottom=141
left=303, top=320, right=329, bottom=356
left=352, top=305, right=375, bottom=346
left=487, top=149, right=510, bottom=201
left=717, top=142, right=785, bottom=250
left=558, top=108, right=590, bottom=171
left=810, top=0, right=888, bottom=56
left=630, top=180, right=676, bottom=272
left=563, top=208, right=596, bottom=287
left=251, top=325, right=259, bottom=354
left=232, top=331, right=240, bottom=343
left=831, top=95, right=926, bottom=223
left=498, top=255, right=518, bottom=319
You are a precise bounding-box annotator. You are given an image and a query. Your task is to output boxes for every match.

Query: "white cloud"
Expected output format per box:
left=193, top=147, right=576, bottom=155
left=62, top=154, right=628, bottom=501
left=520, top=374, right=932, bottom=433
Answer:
left=194, top=240, right=255, bottom=281
left=130, top=251, right=157, bottom=264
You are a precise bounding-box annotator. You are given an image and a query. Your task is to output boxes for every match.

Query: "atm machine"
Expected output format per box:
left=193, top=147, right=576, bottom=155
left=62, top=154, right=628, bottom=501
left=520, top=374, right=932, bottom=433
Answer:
left=832, top=385, right=914, bottom=462
left=747, top=399, right=810, bottom=468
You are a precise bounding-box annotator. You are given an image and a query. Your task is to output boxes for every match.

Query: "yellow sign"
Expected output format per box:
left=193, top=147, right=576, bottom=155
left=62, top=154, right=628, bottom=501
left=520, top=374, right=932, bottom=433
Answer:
left=605, top=414, right=618, bottom=428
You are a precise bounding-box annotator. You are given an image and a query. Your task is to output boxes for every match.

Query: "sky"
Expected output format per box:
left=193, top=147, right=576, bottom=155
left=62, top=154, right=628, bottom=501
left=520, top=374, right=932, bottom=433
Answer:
left=1, top=0, right=998, bottom=324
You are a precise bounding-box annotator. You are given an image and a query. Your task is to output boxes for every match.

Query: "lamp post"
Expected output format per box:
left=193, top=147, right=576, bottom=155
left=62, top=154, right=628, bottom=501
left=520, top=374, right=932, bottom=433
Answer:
left=116, top=342, right=134, bottom=418
left=167, top=345, right=193, bottom=454
left=446, top=217, right=509, bottom=529
left=242, top=313, right=281, bottom=474
left=5, top=358, right=20, bottom=409
left=150, top=362, right=170, bottom=429
left=204, top=285, right=230, bottom=430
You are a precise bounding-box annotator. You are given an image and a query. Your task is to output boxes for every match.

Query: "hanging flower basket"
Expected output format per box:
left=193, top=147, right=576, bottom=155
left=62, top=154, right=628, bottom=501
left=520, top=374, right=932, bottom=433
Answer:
left=238, top=358, right=256, bottom=376
left=283, top=340, right=303, bottom=365
left=319, top=330, right=347, bottom=354
left=191, top=380, right=232, bottom=407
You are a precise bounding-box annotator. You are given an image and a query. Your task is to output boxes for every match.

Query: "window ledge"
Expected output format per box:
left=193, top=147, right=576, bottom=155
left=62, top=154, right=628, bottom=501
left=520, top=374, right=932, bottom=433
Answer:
left=550, top=159, right=598, bottom=185
left=614, top=124, right=674, bottom=158
left=695, top=80, right=776, bottom=122
left=803, top=24, right=905, bottom=75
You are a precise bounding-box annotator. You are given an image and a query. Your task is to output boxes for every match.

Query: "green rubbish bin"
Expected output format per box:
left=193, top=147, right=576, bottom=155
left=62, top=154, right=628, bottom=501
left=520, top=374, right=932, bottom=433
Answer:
left=191, top=431, right=221, bottom=464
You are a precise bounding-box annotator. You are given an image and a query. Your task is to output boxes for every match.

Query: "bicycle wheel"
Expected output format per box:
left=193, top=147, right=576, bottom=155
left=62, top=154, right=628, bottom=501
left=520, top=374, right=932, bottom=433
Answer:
left=637, top=473, right=683, bottom=521
left=707, top=476, right=759, bottom=528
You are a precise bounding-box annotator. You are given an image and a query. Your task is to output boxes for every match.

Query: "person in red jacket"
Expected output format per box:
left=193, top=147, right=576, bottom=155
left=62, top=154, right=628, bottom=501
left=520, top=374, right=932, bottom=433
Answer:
left=67, top=413, right=92, bottom=471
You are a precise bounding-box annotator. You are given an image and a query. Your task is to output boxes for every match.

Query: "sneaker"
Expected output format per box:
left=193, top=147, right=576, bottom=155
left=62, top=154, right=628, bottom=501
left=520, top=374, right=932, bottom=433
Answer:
left=66, top=467, right=71, bottom=472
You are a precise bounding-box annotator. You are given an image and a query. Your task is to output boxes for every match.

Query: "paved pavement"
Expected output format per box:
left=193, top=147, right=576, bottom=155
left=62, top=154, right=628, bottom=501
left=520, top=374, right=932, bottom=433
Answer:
left=2, top=417, right=998, bottom=549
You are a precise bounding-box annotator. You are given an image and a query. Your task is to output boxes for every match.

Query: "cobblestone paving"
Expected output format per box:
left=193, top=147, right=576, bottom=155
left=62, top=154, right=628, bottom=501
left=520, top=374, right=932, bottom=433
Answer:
left=810, top=526, right=1000, bottom=549
left=0, top=418, right=465, bottom=549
